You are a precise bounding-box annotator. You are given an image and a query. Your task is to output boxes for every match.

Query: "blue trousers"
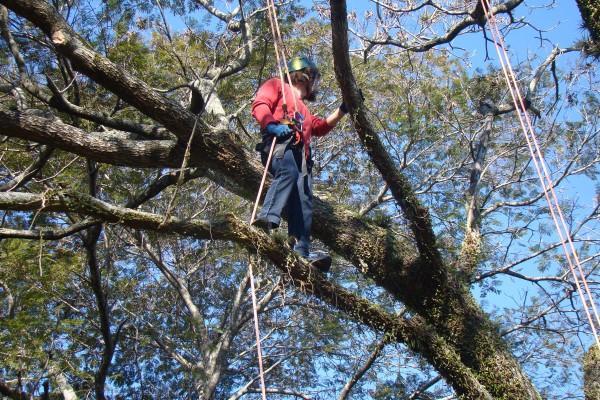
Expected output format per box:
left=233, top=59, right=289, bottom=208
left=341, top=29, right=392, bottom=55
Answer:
left=258, top=145, right=312, bottom=257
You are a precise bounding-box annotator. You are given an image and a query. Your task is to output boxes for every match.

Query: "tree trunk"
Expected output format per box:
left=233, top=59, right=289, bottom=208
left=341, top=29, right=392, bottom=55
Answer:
left=576, top=0, right=600, bottom=57
left=585, top=345, right=600, bottom=400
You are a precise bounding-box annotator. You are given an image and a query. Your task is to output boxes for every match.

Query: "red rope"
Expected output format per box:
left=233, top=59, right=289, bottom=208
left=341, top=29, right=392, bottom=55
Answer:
left=247, top=3, right=305, bottom=399
left=480, top=0, right=600, bottom=350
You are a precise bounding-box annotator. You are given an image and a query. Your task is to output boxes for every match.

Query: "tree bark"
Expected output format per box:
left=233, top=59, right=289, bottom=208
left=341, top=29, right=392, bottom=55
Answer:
left=584, top=345, right=600, bottom=400
left=576, top=0, right=600, bottom=57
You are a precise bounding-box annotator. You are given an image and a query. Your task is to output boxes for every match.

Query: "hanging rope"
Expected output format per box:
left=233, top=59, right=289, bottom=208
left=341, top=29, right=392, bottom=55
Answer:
left=480, top=0, right=600, bottom=350
left=246, top=2, right=304, bottom=399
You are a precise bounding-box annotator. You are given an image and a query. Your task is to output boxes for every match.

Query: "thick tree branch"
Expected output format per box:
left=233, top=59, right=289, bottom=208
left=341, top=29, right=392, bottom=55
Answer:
left=1, top=108, right=183, bottom=168
left=330, top=1, right=540, bottom=398
left=576, top=0, right=600, bottom=57
left=0, top=379, right=29, bottom=400
left=330, top=0, right=442, bottom=265
left=0, top=189, right=493, bottom=398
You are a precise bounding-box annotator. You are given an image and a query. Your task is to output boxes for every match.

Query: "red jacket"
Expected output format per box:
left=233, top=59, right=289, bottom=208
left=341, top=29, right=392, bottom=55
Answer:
left=252, top=78, right=334, bottom=153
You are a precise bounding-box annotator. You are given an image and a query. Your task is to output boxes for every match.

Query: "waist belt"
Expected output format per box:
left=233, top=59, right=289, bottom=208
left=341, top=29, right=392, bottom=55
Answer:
left=255, top=136, right=310, bottom=176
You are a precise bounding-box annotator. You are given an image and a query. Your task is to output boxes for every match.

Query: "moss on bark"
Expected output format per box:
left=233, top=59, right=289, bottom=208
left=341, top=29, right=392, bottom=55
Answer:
left=576, top=0, right=600, bottom=57
left=585, top=345, right=600, bottom=400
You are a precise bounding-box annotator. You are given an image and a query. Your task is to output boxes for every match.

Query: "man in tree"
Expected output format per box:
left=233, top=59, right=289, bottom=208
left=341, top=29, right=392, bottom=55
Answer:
left=251, top=56, right=346, bottom=272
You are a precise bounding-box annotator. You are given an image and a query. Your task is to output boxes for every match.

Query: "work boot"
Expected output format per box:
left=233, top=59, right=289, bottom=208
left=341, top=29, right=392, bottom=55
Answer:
left=251, top=218, right=277, bottom=234
left=308, top=254, right=332, bottom=273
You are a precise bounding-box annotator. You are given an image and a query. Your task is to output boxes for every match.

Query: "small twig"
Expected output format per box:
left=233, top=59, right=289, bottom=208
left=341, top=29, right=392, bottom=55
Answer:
left=159, top=114, right=201, bottom=226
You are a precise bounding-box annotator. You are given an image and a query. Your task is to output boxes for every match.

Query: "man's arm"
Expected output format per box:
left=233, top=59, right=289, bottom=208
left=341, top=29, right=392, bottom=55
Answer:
left=312, top=106, right=346, bottom=137
left=326, top=107, right=345, bottom=127
left=251, top=78, right=280, bottom=130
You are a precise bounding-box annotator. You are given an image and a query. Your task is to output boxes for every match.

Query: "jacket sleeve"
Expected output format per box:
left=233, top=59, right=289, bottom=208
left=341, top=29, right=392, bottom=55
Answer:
left=251, top=79, right=280, bottom=130
left=311, top=115, right=335, bottom=137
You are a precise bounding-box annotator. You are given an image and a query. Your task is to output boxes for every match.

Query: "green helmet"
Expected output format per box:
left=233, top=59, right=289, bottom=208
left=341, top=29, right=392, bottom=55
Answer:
left=287, top=56, right=319, bottom=77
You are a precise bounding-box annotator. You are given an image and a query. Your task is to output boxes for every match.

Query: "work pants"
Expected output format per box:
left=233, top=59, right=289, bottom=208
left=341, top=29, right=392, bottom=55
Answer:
left=258, top=144, right=312, bottom=257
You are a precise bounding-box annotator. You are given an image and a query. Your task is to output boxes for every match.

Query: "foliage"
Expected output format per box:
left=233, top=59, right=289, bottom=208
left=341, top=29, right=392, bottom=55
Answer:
left=0, top=0, right=598, bottom=399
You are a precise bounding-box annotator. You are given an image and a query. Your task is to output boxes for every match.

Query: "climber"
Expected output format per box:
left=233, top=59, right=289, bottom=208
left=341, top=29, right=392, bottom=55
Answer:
left=251, top=55, right=348, bottom=272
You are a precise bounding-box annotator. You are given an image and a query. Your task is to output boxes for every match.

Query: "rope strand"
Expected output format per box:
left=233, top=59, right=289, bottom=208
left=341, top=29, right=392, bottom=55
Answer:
left=480, top=0, right=600, bottom=350
left=246, top=2, right=303, bottom=398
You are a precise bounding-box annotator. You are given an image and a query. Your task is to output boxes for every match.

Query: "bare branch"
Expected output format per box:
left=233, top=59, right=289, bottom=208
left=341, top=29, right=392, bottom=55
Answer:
left=45, top=75, right=173, bottom=140
left=0, top=280, right=15, bottom=319
left=0, top=6, right=26, bottom=76
left=193, top=0, right=241, bottom=24
left=82, top=162, right=113, bottom=400
left=48, top=363, right=78, bottom=400
left=136, top=233, right=207, bottom=335
left=0, top=219, right=99, bottom=240
left=407, top=376, right=443, bottom=399
left=338, top=337, right=386, bottom=400
left=0, top=145, right=53, bottom=192
left=126, top=168, right=207, bottom=209
left=356, top=0, right=524, bottom=53
left=359, top=184, right=390, bottom=216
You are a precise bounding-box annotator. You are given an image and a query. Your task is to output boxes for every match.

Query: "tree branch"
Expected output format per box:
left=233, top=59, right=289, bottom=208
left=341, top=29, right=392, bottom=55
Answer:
left=330, top=1, right=539, bottom=397
left=45, top=75, right=173, bottom=140
left=0, top=145, right=54, bottom=192
left=330, top=0, right=443, bottom=266
left=357, top=0, right=524, bottom=53
left=338, top=337, right=386, bottom=400
left=0, top=108, right=182, bottom=168
left=0, top=219, right=99, bottom=240
left=0, top=379, right=29, bottom=400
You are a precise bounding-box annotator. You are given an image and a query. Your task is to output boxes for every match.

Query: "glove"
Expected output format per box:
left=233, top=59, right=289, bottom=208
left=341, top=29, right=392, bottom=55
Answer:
left=266, top=122, right=292, bottom=139
left=339, top=89, right=364, bottom=115
left=339, top=102, right=348, bottom=114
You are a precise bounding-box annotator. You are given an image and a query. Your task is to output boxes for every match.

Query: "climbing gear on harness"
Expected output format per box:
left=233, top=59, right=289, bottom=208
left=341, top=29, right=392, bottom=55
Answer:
left=280, top=112, right=304, bottom=145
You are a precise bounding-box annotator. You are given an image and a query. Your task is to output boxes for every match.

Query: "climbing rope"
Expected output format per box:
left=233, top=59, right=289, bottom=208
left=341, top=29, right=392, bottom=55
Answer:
left=246, top=2, right=305, bottom=399
left=480, top=0, right=600, bottom=350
